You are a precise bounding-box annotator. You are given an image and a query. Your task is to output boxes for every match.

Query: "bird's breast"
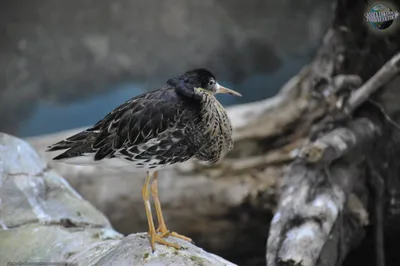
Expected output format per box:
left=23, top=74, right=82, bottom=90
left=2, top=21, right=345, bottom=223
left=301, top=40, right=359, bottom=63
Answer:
left=193, top=95, right=234, bottom=163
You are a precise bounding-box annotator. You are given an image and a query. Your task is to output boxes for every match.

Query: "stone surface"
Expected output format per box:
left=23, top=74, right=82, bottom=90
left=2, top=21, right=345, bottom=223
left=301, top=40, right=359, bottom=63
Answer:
left=0, top=133, right=236, bottom=266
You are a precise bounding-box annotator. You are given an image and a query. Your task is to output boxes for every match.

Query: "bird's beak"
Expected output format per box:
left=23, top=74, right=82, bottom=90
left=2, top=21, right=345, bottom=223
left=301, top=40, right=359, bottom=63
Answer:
left=215, top=83, right=242, bottom=97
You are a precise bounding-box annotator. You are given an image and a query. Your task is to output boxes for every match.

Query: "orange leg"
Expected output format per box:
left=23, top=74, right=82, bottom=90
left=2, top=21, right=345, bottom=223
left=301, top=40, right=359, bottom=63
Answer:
left=151, top=171, right=193, bottom=243
left=142, top=171, right=180, bottom=251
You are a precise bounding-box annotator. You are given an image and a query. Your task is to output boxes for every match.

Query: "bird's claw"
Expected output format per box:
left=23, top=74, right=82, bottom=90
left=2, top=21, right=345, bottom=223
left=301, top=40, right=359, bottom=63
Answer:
left=157, top=227, right=194, bottom=244
left=149, top=230, right=181, bottom=252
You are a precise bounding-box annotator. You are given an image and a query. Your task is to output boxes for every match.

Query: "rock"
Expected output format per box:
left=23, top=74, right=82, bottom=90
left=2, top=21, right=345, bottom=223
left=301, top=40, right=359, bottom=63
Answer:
left=0, top=133, right=236, bottom=266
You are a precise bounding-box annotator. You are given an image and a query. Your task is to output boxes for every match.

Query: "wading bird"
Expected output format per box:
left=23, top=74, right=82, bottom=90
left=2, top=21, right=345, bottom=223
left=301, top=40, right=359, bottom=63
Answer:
left=46, top=68, right=242, bottom=251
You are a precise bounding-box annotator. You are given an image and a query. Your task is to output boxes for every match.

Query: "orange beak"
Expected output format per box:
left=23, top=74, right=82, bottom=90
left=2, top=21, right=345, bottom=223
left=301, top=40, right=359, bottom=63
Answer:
left=215, top=84, right=242, bottom=97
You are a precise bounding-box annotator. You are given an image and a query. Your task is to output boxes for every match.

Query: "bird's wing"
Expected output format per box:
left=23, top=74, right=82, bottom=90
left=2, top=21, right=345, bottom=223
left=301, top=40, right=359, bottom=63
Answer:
left=93, top=96, right=184, bottom=159
left=48, top=89, right=197, bottom=161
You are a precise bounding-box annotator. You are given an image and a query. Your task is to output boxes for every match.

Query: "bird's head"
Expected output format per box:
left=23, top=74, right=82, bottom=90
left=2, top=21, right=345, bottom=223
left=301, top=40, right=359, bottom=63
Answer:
left=168, top=68, right=242, bottom=99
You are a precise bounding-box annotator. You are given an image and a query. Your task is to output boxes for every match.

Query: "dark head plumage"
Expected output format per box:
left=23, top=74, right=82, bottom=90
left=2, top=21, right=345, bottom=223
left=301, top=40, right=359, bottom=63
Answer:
left=182, top=68, right=216, bottom=88
left=166, top=68, right=217, bottom=99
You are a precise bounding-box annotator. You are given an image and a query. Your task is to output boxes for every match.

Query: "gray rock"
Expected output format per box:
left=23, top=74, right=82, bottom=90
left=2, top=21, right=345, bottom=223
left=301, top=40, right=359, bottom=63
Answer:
left=0, top=133, right=236, bottom=266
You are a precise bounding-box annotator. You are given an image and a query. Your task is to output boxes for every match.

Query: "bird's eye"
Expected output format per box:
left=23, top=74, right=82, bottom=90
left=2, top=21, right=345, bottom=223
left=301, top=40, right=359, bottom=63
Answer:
left=208, top=80, right=215, bottom=86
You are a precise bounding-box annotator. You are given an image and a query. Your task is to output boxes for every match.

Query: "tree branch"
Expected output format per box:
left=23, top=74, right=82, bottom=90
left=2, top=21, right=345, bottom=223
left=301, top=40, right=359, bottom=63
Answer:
left=345, top=52, right=400, bottom=114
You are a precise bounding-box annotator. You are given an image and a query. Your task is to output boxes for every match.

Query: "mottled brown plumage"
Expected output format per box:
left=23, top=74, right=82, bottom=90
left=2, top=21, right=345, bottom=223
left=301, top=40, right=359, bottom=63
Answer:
left=47, top=68, right=239, bottom=169
left=46, top=68, right=242, bottom=251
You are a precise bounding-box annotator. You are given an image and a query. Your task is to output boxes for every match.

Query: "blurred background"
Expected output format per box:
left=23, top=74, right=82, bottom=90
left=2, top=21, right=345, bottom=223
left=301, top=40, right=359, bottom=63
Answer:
left=0, top=0, right=335, bottom=138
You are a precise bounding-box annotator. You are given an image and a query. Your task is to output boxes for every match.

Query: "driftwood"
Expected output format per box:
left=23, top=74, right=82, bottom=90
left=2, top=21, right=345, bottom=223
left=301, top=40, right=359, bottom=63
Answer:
left=266, top=118, right=378, bottom=266
left=265, top=0, right=400, bottom=264
left=27, top=0, right=400, bottom=265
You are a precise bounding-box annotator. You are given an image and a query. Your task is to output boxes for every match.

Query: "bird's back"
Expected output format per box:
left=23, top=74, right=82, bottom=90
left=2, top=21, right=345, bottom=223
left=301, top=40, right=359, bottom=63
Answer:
left=47, top=86, right=203, bottom=170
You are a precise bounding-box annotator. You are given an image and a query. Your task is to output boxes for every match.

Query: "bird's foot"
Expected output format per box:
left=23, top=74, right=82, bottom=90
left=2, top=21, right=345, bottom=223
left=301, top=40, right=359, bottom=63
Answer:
left=148, top=230, right=181, bottom=251
left=157, top=226, right=193, bottom=243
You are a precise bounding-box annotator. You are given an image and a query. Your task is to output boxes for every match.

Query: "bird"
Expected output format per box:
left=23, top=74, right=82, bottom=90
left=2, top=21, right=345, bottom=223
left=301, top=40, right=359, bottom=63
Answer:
left=46, top=68, right=242, bottom=251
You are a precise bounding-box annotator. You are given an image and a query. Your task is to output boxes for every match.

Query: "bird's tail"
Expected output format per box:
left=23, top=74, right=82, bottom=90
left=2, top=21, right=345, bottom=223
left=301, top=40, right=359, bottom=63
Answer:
left=46, top=129, right=98, bottom=161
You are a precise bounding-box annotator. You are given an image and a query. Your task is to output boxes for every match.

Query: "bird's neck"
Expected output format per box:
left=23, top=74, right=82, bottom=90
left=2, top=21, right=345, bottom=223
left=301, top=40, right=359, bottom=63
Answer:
left=168, top=78, right=202, bottom=100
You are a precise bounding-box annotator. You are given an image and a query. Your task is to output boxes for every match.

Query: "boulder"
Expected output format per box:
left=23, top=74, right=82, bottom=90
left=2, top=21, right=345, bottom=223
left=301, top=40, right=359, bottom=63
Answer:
left=0, top=133, right=235, bottom=266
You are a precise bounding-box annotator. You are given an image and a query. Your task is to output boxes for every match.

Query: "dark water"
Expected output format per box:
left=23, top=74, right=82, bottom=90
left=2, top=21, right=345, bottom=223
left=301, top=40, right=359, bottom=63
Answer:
left=19, top=56, right=307, bottom=138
